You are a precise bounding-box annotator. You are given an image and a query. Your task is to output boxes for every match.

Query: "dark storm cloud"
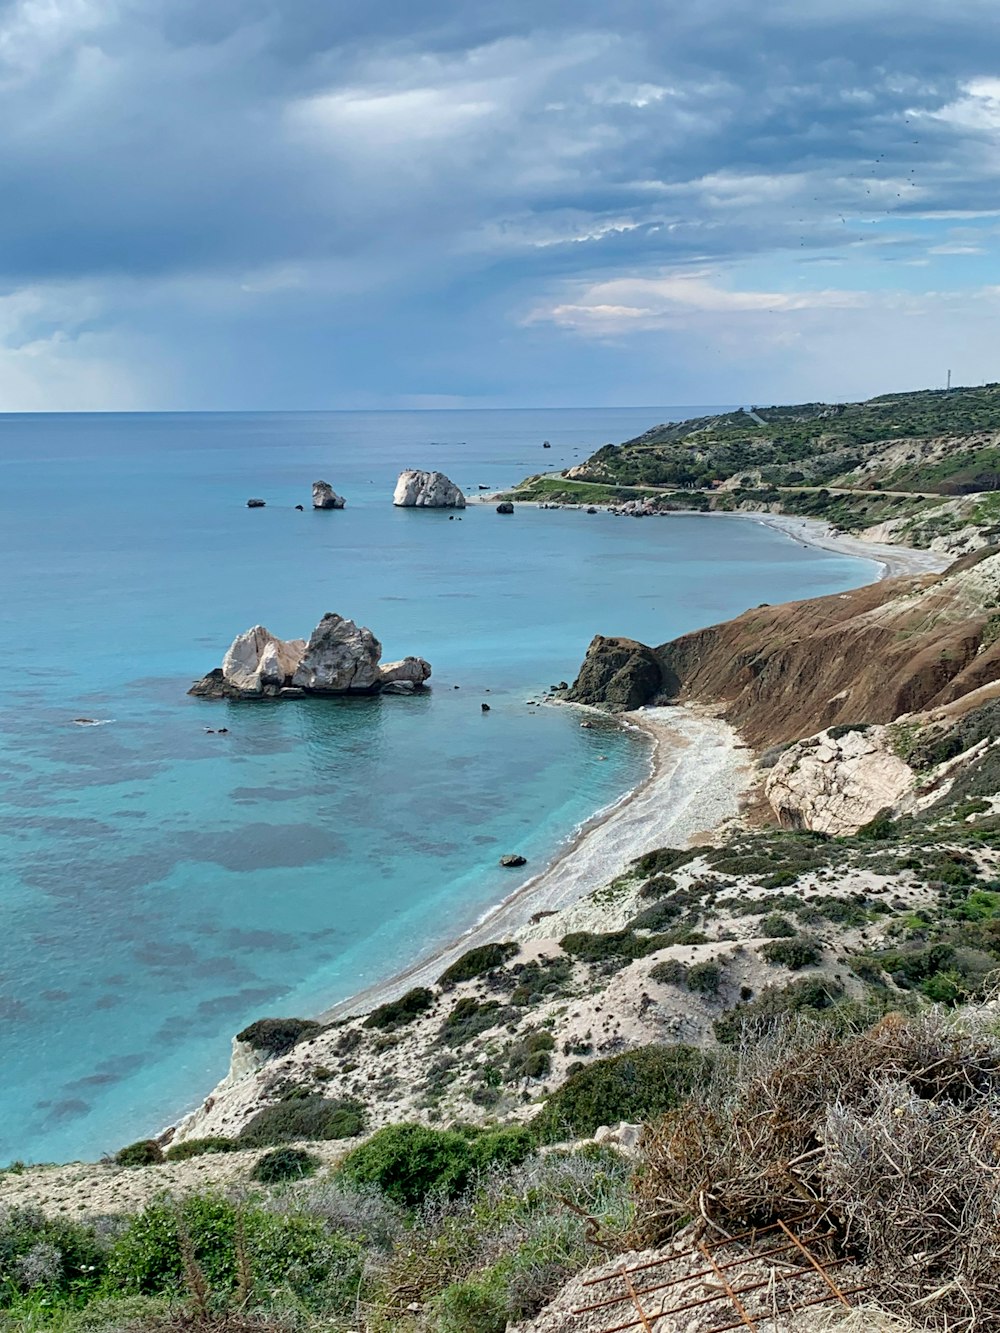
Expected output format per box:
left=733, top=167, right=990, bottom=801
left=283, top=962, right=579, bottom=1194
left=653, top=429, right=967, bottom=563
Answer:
left=3, top=0, right=1000, bottom=406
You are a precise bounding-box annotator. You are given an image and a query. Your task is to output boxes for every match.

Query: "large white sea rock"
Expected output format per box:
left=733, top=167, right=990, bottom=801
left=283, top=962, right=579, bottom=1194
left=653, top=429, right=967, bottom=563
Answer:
left=392, top=469, right=466, bottom=508
left=221, top=626, right=307, bottom=695
left=291, top=613, right=384, bottom=692
left=312, top=481, right=346, bottom=509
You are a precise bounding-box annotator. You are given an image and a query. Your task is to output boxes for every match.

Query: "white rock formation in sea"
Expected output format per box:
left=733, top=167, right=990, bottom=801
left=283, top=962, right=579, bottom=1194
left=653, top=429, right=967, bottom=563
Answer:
left=312, top=481, right=346, bottom=509
left=765, top=725, right=914, bottom=836
left=292, top=614, right=384, bottom=692
left=392, top=469, right=466, bottom=508
left=189, top=614, right=431, bottom=698
left=221, top=626, right=307, bottom=695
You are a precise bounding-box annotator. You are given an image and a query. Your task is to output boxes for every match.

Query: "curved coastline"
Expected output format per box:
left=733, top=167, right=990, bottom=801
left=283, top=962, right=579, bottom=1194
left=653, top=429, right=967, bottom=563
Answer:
left=319, top=702, right=751, bottom=1022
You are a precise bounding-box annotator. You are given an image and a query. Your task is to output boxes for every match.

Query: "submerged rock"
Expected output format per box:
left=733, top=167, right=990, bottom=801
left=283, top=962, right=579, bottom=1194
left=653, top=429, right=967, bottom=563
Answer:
left=393, top=469, right=466, bottom=508
left=312, top=481, right=346, bottom=509
left=189, top=614, right=431, bottom=700
left=565, top=635, right=664, bottom=712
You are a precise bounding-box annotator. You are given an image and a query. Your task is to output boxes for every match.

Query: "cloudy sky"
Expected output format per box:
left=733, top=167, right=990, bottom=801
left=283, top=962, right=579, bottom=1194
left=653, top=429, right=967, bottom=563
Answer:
left=3, top=0, right=1000, bottom=410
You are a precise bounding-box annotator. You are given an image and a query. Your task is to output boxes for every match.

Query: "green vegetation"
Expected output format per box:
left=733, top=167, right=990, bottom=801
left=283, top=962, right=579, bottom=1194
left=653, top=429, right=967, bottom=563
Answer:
left=364, top=986, right=436, bottom=1031
left=113, top=1140, right=163, bottom=1168
left=250, top=1146, right=320, bottom=1183
left=559, top=928, right=673, bottom=969
left=437, top=942, right=519, bottom=989
left=533, top=1044, right=710, bottom=1141
left=759, top=936, right=823, bottom=969
left=236, top=1095, right=365, bottom=1146
left=713, top=977, right=849, bottom=1043
left=335, top=1123, right=533, bottom=1207
left=235, top=1017, right=322, bottom=1058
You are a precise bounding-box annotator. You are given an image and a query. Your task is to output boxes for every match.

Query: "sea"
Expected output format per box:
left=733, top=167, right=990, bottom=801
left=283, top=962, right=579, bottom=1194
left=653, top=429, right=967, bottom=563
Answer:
left=0, top=408, right=876, bottom=1164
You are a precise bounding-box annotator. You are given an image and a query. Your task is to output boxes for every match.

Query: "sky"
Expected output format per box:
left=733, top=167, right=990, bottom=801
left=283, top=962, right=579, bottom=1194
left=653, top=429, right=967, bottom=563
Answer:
left=3, top=0, right=1000, bottom=410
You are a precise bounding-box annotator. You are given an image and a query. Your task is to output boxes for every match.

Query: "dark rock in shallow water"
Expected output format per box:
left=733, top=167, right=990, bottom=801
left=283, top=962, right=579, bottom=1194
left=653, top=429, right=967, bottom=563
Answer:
left=500, top=854, right=527, bottom=867
left=565, top=635, right=664, bottom=712
left=246, top=498, right=266, bottom=508
left=481, top=702, right=491, bottom=712
left=189, top=668, right=229, bottom=699
left=496, top=501, right=514, bottom=514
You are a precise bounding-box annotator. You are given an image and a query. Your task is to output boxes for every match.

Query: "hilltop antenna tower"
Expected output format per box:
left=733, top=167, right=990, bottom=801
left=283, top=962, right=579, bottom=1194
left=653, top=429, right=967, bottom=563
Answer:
left=947, top=369, right=952, bottom=391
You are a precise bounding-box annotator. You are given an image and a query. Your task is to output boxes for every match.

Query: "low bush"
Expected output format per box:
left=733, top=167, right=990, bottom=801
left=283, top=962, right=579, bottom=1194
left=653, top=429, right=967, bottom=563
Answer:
left=638, top=874, right=678, bottom=900
left=439, top=997, right=509, bottom=1047
left=533, top=1045, right=710, bottom=1141
left=760, top=912, right=797, bottom=937
left=164, top=1136, right=236, bottom=1162
left=237, top=1095, right=365, bottom=1147
left=760, top=937, right=822, bottom=969
left=627, top=899, right=684, bottom=932
left=686, top=961, right=723, bottom=995
left=437, top=943, right=519, bottom=989
left=509, top=956, right=573, bottom=1006
left=0, top=1204, right=108, bottom=1299
left=114, top=1139, right=163, bottom=1167
left=251, top=1147, right=320, bottom=1184
left=559, top=929, right=671, bottom=968
left=105, top=1193, right=362, bottom=1311
left=236, top=1017, right=322, bottom=1058
left=506, top=1032, right=556, bottom=1082
left=364, top=986, right=435, bottom=1031
left=713, top=977, right=847, bottom=1044
left=631, top=847, right=698, bottom=877
left=335, top=1124, right=470, bottom=1206
left=648, top=958, right=688, bottom=986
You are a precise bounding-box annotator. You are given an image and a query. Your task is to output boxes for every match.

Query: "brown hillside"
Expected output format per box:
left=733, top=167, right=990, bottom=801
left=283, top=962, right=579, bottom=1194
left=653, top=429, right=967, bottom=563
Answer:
left=655, top=553, right=1000, bottom=747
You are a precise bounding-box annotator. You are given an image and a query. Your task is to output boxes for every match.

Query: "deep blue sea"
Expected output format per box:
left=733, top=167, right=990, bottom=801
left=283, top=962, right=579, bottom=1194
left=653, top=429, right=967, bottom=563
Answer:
left=0, top=409, right=876, bottom=1164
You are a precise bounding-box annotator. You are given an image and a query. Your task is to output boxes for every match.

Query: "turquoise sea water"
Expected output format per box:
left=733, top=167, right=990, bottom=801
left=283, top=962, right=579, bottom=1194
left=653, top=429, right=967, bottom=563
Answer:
left=0, top=409, right=876, bottom=1164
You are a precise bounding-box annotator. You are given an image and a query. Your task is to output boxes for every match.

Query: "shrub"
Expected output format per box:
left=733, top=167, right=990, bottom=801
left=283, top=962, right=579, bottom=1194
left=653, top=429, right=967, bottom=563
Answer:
left=438, top=943, right=519, bottom=988
left=105, top=1193, right=362, bottom=1311
left=632, top=848, right=697, bottom=877
left=251, top=1147, right=320, bottom=1183
left=0, top=1205, right=107, bottom=1298
left=760, top=937, right=822, bottom=969
left=686, top=961, right=723, bottom=995
left=509, top=956, right=573, bottom=1006
left=506, top=1032, right=556, bottom=1081
left=760, top=912, right=797, bottom=938
left=468, top=1126, right=535, bottom=1173
left=439, top=997, right=508, bottom=1047
left=649, top=958, right=688, bottom=986
left=163, top=1136, right=236, bottom=1162
left=336, top=1124, right=475, bottom=1206
left=714, top=977, right=846, bottom=1044
left=627, top=898, right=684, bottom=931
left=560, top=929, right=670, bottom=967
left=114, top=1139, right=163, bottom=1167
left=638, top=874, right=678, bottom=900
left=364, top=986, right=435, bottom=1031
left=237, top=1095, right=365, bottom=1147
left=236, top=1017, right=322, bottom=1058
left=533, top=1045, right=710, bottom=1141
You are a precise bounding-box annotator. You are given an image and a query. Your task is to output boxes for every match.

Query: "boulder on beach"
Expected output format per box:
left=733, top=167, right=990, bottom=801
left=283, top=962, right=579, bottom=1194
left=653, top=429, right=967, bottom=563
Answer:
left=496, top=501, right=514, bottom=515
left=393, top=469, right=466, bottom=508
left=312, top=481, right=346, bottom=510
left=188, top=614, right=431, bottom=700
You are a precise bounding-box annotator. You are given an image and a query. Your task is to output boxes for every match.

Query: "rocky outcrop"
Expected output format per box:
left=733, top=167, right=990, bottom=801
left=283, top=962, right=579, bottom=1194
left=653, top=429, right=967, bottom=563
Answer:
left=189, top=614, right=431, bottom=699
left=765, top=726, right=915, bottom=835
left=393, top=470, right=466, bottom=508
left=291, top=615, right=383, bottom=693
left=566, top=550, right=1000, bottom=745
left=312, top=481, right=345, bottom=509
left=565, top=636, right=668, bottom=712
left=496, top=502, right=514, bottom=514
left=222, top=626, right=307, bottom=695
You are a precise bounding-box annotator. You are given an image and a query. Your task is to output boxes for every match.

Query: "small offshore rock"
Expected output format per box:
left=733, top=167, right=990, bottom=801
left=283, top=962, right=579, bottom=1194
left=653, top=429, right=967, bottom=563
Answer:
left=295, top=504, right=304, bottom=511
left=586, top=506, right=598, bottom=514
left=496, top=501, right=514, bottom=514
left=246, top=498, right=266, bottom=508
left=481, top=702, right=491, bottom=712
left=392, top=469, right=466, bottom=508
left=542, top=440, right=551, bottom=448
left=499, top=854, right=527, bottom=867
left=312, top=480, right=346, bottom=509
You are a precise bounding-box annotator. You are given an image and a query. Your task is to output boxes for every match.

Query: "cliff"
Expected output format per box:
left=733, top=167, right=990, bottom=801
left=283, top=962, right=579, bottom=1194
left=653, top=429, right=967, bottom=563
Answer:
left=567, top=548, right=1000, bottom=750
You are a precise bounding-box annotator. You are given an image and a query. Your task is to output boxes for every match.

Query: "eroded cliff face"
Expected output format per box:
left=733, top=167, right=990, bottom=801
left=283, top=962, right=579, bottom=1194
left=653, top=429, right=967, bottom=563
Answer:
left=568, top=549, right=1000, bottom=751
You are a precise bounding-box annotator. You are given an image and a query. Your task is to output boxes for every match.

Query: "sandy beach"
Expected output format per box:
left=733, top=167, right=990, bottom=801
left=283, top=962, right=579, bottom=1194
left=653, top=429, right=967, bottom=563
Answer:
left=322, top=703, right=751, bottom=1021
